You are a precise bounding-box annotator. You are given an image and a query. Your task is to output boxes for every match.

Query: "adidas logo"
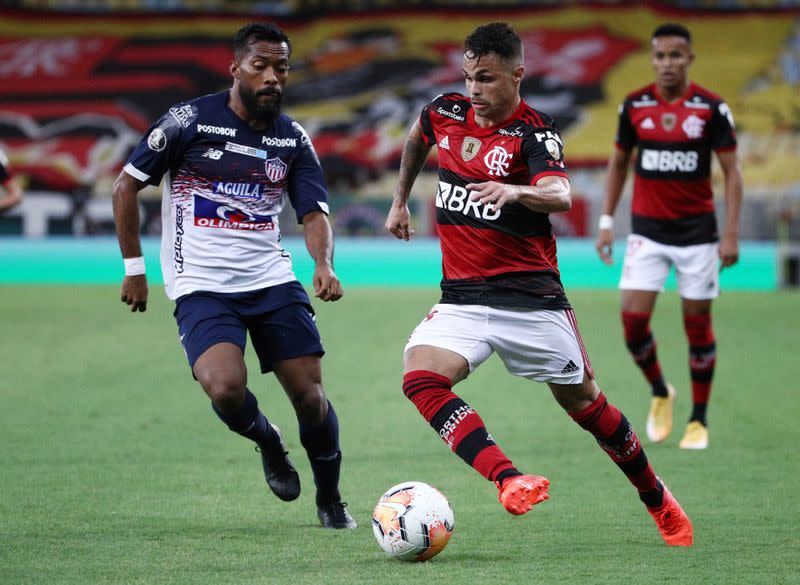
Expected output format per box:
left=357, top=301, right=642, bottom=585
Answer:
left=561, top=360, right=579, bottom=374
left=438, top=135, right=450, bottom=150
left=641, top=117, right=655, bottom=129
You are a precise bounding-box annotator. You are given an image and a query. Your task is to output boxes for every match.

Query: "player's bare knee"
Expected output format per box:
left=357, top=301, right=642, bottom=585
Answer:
left=290, top=385, right=327, bottom=423
left=197, top=370, right=246, bottom=410
left=550, top=377, right=600, bottom=413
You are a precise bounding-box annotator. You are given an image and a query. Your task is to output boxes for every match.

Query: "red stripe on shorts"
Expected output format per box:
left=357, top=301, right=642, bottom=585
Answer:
left=565, top=309, right=594, bottom=379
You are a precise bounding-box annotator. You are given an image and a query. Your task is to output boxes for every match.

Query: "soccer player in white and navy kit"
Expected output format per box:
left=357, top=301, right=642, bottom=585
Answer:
left=596, top=23, right=743, bottom=451
left=385, top=22, right=692, bottom=546
left=112, top=23, right=356, bottom=529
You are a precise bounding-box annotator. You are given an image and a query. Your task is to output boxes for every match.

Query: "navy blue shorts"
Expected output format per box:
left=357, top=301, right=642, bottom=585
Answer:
left=174, top=281, right=324, bottom=374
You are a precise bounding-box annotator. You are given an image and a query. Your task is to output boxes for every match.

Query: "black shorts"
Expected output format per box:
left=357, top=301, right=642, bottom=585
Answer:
left=174, top=281, right=324, bottom=373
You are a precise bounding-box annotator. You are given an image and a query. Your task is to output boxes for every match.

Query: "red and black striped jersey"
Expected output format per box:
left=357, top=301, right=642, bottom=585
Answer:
left=418, top=92, right=571, bottom=309
left=615, top=82, right=737, bottom=246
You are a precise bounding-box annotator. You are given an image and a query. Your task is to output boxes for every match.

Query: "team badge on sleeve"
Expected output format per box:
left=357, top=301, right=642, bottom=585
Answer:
left=718, top=102, right=735, bottom=128
left=147, top=128, right=167, bottom=152
left=545, top=138, right=562, bottom=161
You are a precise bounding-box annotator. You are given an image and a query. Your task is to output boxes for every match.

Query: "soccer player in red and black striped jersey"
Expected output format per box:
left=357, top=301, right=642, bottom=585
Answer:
left=386, top=22, right=692, bottom=546
left=596, top=23, right=743, bottom=451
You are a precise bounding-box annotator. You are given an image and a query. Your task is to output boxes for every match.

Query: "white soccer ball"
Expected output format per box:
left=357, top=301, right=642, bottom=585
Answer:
left=372, top=481, right=455, bottom=562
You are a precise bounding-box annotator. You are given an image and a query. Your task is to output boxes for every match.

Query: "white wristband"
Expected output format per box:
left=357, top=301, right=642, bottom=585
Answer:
left=123, top=256, right=146, bottom=276
left=598, top=214, right=614, bottom=231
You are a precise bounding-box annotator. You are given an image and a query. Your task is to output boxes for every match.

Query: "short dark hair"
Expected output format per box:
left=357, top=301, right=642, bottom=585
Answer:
left=464, top=22, right=522, bottom=65
left=233, top=23, right=291, bottom=61
left=652, top=23, right=691, bottom=44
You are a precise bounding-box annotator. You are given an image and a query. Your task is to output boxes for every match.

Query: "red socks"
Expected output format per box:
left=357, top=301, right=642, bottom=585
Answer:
left=622, top=311, right=669, bottom=396
left=684, top=313, right=716, bottom=422
left=570, top=392, right=662, bottom=506
left=403, top=370, right=517, bottom=483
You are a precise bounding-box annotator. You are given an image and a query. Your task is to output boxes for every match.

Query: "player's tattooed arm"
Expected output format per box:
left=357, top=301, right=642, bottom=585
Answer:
left=386, top=121, right=432, bottom=241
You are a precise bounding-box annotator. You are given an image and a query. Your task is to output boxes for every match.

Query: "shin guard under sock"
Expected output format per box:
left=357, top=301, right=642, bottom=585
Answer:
left=622, top=311, right=669, bottom=397
left=299, top=400, right=342, bottom=504
left=684, top=313, right=716, bottom=425
left=212, top=388, right=275, bottom=446
left=570, top=392, right=663, bottom=507
left=403, top=370, right=519, bottom=483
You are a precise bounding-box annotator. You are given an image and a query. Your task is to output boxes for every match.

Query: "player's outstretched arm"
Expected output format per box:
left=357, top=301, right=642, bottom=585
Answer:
left=112, top=171, right=149, bottom=313
left=302, top=210, right=343, bottom=302
left=386, top=122, right=432, bottom=241
left=716, top=149, right=743, bottom=269
left=595, top=148, right=632, bottom=265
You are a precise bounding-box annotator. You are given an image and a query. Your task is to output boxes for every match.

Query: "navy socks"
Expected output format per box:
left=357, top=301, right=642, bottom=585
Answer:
left=299, top=400, right=342, bottom=505
left=212, top=389, right=276, bottom=447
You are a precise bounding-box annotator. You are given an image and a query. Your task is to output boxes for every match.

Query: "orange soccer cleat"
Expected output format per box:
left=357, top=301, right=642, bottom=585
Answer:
left=496, top=474, right=550, bottom=515
left=647, top=483, right=694, bottom=546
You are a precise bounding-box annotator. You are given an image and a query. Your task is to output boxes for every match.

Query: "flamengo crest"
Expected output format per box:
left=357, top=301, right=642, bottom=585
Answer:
left=265, top=157, right=287, bottom=183
left=682, top=114, right=705, bottom=139
left=483, top=145, right=512, bottom=177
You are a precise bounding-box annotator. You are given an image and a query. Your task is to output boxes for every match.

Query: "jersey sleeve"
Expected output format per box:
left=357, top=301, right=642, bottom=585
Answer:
left=521, top=126, right=569, bottom=185
left=614, top=101, right=637, bottom=151
left=418, top=105, right=436, bottom=147
left=288, top=121, right=330, bottom=223
left=708, top=101, right=737, bottom=151
left=123, top=104, right=194, bottom=186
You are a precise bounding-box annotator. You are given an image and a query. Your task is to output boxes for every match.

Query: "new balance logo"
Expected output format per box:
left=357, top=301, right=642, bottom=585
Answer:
left=561, top=360, right=579, bottom=374
left=438, top=135, right=450, bottom=150
left=641, top=117, right=655, bottom=129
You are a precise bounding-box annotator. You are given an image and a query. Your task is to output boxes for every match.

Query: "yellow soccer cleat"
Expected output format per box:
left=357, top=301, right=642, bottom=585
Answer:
left=679, top=421, right=709, bottom=450
left=646, top=383, right=676, bottom=443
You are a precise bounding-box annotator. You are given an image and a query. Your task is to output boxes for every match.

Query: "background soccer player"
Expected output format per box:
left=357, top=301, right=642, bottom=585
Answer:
left=0, top=146, right=23, bottom=213
left=595, top=23, right=743, bottom=450
left=112, top=23, right=356, bottom=529
left=386, top=21, right=693, bottom=546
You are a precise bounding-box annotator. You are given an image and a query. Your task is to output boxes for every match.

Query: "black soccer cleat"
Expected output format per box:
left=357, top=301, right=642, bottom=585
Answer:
left=257, top=424, right=301, bottom=502
left=317, top=501, right=357, bottom=529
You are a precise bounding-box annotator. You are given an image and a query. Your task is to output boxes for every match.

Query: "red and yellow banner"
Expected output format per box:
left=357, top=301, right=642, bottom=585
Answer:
left=0, top=7, right=796, bottom=191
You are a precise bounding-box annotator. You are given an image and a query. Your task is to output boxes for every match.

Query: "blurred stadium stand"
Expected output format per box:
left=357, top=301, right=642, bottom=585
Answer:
left=1, top=0, right=799, bottom=278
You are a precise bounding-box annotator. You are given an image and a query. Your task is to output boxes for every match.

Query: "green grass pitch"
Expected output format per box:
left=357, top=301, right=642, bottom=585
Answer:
left=1, top=286, right=798, bottom=584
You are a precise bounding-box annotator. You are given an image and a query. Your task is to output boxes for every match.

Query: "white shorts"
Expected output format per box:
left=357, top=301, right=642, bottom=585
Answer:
left=404, top=303, right=593, bottom=385
left=619, top=235, right=720, bottom=300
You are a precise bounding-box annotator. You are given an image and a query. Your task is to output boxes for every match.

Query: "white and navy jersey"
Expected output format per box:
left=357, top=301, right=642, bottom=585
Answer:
left=124, top=91, right=329, bottom=299
left=615, top=82, right=737, bottom=246
left=419, top=93, right=571, bottom=310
